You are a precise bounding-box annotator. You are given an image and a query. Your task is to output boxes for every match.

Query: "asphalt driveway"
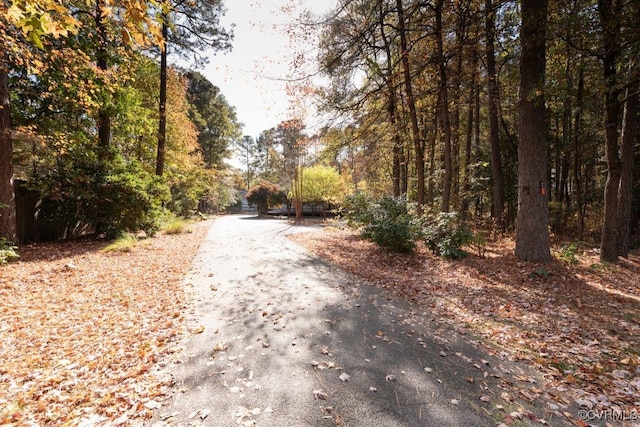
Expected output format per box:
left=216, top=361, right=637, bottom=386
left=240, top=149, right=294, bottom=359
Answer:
left=149, top=215, right=568, bottom=427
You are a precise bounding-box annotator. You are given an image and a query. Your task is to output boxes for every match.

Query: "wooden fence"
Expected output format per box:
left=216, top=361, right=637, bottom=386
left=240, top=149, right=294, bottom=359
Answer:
left=14, top=180, right=64, bottom=244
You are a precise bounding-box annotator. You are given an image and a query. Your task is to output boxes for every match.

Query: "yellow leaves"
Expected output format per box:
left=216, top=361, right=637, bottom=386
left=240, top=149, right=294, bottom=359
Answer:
left=133, top=31, right=146, bottom=46
left=120, top=25, right=151, bottom=47
left=7, top=0, right=163, bottom=51
left=620, top=355, right=639, bottom=366
left=6, top=0, right=80, bottom=47
left=100, top=5, right=113, bottom=18
left=6, top=4, right=25, bottom=23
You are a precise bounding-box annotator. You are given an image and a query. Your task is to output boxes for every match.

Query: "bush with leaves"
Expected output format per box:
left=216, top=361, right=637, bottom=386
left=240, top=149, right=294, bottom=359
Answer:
left=423, top=212, right=473, bottom=259
left=245, top=180, right=286, bottom=216
left=167, top=169, right=208, bottom=218
left=35, top=146, right=169, bottom=239
left=356, top=195, right=421, bottom=253
left=341, top=192, right=375, bottom=228
left=0, top=238, right=19, bottom=265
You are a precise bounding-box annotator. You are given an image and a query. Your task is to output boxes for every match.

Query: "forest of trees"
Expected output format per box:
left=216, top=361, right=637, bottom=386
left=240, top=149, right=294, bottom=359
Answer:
left=307, top=0, right=639, bottom=262
left=0, top=0, right=242, bottom=244
left=1, top=0, right=639, bottom=264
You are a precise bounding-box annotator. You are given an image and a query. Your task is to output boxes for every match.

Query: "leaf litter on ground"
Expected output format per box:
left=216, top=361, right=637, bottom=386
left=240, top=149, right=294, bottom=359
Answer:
left=0, top=221, right=210, bottom=425
left=289, top=225, right=640, bottom=422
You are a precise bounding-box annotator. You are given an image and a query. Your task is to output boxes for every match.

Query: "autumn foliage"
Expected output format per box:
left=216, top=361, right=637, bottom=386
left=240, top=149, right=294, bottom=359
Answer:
left=245, top=180, right=286, bottom=216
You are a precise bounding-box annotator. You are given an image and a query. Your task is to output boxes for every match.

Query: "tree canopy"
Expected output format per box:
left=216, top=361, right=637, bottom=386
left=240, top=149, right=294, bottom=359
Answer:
left=310, top=0, right=640, bottom=262
left=1, top=0, right=241, bottom=243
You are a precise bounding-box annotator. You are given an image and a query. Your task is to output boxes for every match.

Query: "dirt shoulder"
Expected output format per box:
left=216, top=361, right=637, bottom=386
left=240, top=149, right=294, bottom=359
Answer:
left=0, top=220, right=211, bottom=425
left=289, top=223, right=640, bottom=425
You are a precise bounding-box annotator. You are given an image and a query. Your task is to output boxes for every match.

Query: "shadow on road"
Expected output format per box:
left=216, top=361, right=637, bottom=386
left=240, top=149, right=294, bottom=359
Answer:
left=151, top=216, right=570, bottom=427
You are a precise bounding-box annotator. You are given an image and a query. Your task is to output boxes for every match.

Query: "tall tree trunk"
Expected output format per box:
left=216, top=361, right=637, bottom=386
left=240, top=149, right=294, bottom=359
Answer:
left=616, top=0, right=639, bottom=257
left=427, top=113, right=436, bottom=205
left=462, top=48, right=478, bottom=215
left=474, top=64, right=482, bottom=216
left=627, top=0, right=640, bottom=244
left=156, top=19, right=168, bottom=177
left=617, top=72, right=638, bottom=257
left=515, top=0, right=552, bottom=262
left=598, top=0, right=622, bottom=262
left=452, top=7, right=467, bottom=211
left=435, top=0, right=452, bottom=213
left=0, top=51, right=17, bottom=244
left=396, top=0, right=425, bottom=213
left=96, top=0, right=111, bottom=150
left=485, top=0, right=504, bottom=228
left=572, top=68, right=585, bottom=237
left=378, top=1, right=402, bottom=197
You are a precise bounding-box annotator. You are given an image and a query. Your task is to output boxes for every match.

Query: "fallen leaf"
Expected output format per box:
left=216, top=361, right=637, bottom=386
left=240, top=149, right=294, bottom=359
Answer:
left=213, top=342, right=228, bottom=352
left=144, top=400, right=162, bottom=409
left=314, top=389, right=328, bottom=400
left=191, top=325, right=205, bottom=334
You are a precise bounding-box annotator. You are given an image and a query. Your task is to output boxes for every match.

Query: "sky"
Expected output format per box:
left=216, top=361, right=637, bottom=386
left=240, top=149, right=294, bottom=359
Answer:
left=200, top=0, right=336, bottom=139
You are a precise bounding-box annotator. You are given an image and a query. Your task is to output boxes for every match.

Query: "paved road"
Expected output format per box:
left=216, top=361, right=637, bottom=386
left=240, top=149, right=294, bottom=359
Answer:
left=150, top=216, right=560, bottom=427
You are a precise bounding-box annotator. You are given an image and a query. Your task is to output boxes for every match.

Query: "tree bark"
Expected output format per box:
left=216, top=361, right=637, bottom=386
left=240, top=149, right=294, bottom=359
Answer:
left=396, top=0, right=425, bottom=214
left=617, top=73, right=638, bottom=257
left=0, top=51, right=17, bottom=244
left=598, top=0, right=622, bottom=262
left=462, top=47, right=478, bottom=215
left=485, top=0, right=504, bottom=228
left=515, top=0, right=552, bottom=262
left=378, top=1, right=403, bottom=197
left=572, top=68, right=585, bottom=237
left=435, top=0, right=452, bottom=213
left=156, top=19, right=169, bottom=177
left=615, top=0, right=639, bottom=257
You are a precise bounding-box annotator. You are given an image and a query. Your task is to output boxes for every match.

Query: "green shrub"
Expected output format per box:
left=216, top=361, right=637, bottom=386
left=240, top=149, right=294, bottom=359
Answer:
left=341, top=192, right=375, bottom=228
left=557, top=242, right=581, bottom=264
left=35, top=147, right=169, bottom=239
left=423, top=212, right=473, bottom=259
left=0, top=238, right=19, bottom=265
left=361, top=195, right=421, bottom=253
